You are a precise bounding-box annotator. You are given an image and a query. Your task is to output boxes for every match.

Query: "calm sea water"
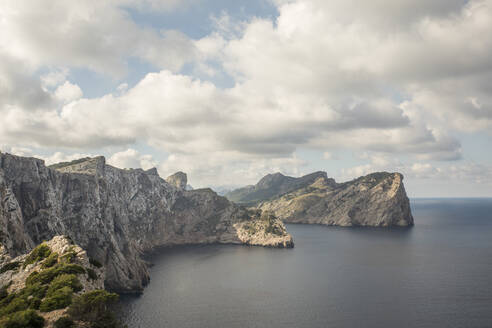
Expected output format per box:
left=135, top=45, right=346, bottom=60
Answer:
left=119, top=199, right=492, bottom=328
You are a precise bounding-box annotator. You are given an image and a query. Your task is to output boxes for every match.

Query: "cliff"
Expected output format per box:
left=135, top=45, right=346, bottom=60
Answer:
left=227, top=172, right=414, bottom=227
left=0, top=153, right=293, bottom=293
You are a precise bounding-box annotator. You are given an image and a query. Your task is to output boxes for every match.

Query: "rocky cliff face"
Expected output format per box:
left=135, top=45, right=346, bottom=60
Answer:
left=0, top=153, right=292, bottom=293
left=228, top=171, right=414, bottom=227
left=165, top=171, right=187, bottom=190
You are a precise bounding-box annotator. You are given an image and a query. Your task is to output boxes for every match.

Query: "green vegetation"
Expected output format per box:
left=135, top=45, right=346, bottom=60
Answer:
left=0, top=283, right=48, bottom=316
left=0, top=240, right=121, bottom=328
left=26, top=263, right=85, bottom=286
left=68, top=290, right=121, bottom=328
left=39, top=286, right=73, bottom=312
left=23, top=244, right=52, bottom=268
left=263, top=214, right=283, bottom=236
left=59, top=249, right=77, bottom=264
left=54, top=317, right=74, bottom=328
left=41, top=252, right=58, bottom=268
left=87, top=268, right=98, bottom=281
left=89, top=258, right=102, bottom=268
left=1, top=309, right=44, bottom=328
left=0, top=286, right=8, bottom=300
left=0, top=262, right=21, bottom=274
left=47, top=274, right=82, bottom=295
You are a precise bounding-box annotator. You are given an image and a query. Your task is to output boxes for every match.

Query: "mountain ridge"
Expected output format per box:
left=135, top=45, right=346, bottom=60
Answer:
left=225, top=171, right=414, bottom=227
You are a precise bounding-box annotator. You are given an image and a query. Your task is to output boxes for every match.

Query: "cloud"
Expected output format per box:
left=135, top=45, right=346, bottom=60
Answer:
left=0, top=1, right=198, bottom=76
left=108, top=148, right=157, bottom=170
left=1, top=0, right=491, bottom=189
left=54, top=81, right=83, bottom=103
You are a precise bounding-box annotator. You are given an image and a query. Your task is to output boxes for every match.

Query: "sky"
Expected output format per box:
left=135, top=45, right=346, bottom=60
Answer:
left=0, top=0, right=491, bottom=197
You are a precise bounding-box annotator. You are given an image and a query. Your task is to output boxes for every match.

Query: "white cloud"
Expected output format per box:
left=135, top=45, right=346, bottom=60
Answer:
left=108, top=149, right=157, bottom=170
left=54, top=81, right=83, bottom=103
left=0, top=1, right=198, bottom=76
left=1, top=0, right=492, bottom=191
left=41, top=68, right=69, bottom=89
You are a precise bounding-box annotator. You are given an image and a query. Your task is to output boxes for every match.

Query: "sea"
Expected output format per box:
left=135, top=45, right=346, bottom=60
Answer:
left=119, top=198, right=492, bottom=328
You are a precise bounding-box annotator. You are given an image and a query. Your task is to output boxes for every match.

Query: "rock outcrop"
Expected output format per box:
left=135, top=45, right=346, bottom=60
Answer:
left=165, top=171, right=187, bottom=190
left=0, top=153, right=293, bottom=293
left=227, top=171, right=414, bottom=227
left=0, top=236, right=106, bottom=327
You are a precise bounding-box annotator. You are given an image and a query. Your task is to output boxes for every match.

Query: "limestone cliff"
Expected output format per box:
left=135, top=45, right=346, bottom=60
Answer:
left=227, top=172, right=414, bottom=227
left=165, top=171, right=187, bottom=190
left=0, top=153, right=293, bottom=293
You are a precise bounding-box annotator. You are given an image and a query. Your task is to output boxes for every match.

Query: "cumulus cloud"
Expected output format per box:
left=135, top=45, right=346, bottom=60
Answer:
left=108, top=149, right=157, bottom=170
left=1, top=0, right=491, bottom=190
left=54, top=81, right=83, bottom=103
left=0, top=1, right=198, bottom=76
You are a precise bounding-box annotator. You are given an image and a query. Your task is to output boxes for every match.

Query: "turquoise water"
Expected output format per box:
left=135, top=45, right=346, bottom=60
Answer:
left=119, top=199, right=492, bottom=328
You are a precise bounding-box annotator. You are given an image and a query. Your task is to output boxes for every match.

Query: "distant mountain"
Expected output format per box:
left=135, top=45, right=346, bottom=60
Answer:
left=225, top=171, right=333, bottom=206
left=226, top=171, right=414, bottom=227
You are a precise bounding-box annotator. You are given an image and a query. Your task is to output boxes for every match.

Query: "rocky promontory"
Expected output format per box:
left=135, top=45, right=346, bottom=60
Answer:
left=0, top=153, right=293, bottom=293
left=0, top=236, right=117, bottom=328
left=226, top=171, right=414, bottom=227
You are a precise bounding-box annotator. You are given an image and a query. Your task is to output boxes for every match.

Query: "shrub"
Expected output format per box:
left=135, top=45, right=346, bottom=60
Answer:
left=0, top=293, right=15, bottom=308
left=47, top=274, right=82, bottom=295
left=87, top=268, right=98, bottom=281
left=42, top=252, right=59, bottom=268
left=39, top=286, right=73, bottom=312
left=60, top=250, right=77, bottom=264
left=0, top=296, right=29, bottom=316
left=68, top=290, right=119, bottom=324
left=28, top=297, right=41, bottom=310
left=2, top=309, right=44, bottom=328
left=23, top=244, right=52, bottom=267
left=54, top=316, right=75, bottom=328
left=89, top=258, right=103, bottom=268
left=0, top=261, right=21, bottom=273
left=18, top=283, right=48, bottom=300
left=26, top=263, right=85, bottom=286
left=0, top=285, right=8, bottom=300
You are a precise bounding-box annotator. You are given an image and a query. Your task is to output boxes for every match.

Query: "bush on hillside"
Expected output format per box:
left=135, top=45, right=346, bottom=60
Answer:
left=2, top=309, right=44, bottom=328
left=54, top=316, right=75, bottom=328
left=39, top=286, right=73, bottom=312
left=23, top=244, right=52, bottom=267
left=42, top=252, right=59, bottom=268
left=68, top=290, right=120, bottom=327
